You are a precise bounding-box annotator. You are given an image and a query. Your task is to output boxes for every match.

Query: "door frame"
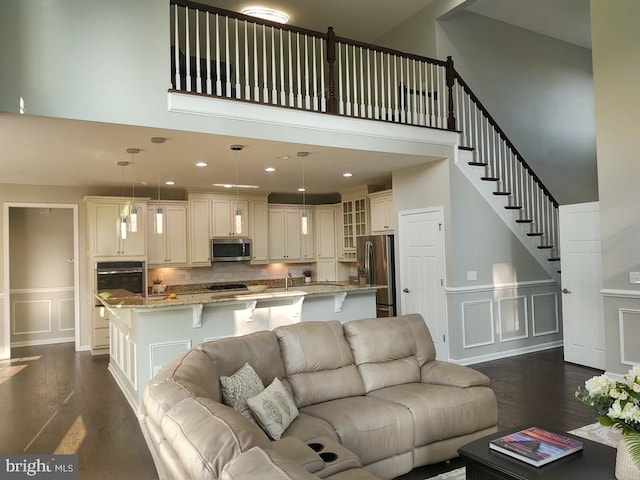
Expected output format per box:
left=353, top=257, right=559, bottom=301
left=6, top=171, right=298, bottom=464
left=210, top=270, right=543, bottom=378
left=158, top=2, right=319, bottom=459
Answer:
left=2, top=202, right=80, bottom=359
left=397, top=206, right=448, bottom=359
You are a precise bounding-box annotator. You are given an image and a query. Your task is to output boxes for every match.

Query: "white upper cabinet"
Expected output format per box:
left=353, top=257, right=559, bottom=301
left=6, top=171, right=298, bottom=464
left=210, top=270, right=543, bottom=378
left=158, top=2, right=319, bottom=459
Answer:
left=88, top=198, right=147, bottom=258
left=211, top=198, right=249, bottom=237
left=368, top=190, right=395, bottom=234
left=316, top=207, right=336, bottom=259
left=147, top=202, right=188, bottom=266
left=188, top=195, right=212, bottom=265
left=268, top=205, right=314, bottom=263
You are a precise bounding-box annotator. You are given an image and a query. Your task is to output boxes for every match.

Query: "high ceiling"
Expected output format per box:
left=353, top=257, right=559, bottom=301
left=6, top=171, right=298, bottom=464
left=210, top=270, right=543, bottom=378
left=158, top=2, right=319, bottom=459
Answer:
left=0, top=0, right=590, bottom=196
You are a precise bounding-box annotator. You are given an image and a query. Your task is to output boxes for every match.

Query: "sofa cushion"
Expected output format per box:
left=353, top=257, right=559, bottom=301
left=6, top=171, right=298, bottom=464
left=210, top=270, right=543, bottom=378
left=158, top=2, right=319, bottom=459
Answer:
left=221, top=446, right=319, bottom=480
left=162, top=397, right=271, bottom=480
left=344, top=314, right=436, bottom=393
left=300, top=396, right=414, bottom=466
left=198, top=330, right=286, bottom=389
left=248, top=378, right=300, bottom=440
left=275, top=321, right=365, bottom=407
left=221, top=362, right=265, bottom=421
left=367, top=383, right=498, bottom=446
left=281, top=413, right=340, bottom=443
left=143, top=348, right=219, bottom=427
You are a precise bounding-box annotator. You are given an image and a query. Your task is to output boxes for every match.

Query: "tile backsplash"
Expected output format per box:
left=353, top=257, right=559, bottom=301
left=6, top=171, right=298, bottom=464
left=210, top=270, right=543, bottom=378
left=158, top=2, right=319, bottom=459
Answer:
left=149, top=263, right=313, bottom=287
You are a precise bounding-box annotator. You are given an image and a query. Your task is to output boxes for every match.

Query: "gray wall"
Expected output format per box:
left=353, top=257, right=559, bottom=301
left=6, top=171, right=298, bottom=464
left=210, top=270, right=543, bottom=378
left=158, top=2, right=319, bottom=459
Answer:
left=435, top=11, right=597, bottom=205
left=591, top=0, right=640, bottom=373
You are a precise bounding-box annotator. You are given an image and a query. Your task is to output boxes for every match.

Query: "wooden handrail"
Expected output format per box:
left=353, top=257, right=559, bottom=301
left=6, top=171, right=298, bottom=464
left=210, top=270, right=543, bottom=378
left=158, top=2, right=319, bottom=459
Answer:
left=452, top=69, right=559, bottom=207
left=333, top=35, right=447, bottom=67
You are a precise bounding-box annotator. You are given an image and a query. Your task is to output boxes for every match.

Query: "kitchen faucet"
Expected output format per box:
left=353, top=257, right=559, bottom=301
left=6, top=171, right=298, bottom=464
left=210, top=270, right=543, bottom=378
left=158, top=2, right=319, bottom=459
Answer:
left=285, top=272, right=293, bottom=291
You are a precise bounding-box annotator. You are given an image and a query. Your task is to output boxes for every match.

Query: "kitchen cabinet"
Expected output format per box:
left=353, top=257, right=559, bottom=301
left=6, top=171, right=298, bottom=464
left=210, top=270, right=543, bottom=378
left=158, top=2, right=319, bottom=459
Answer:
left=316, top=207, right=336, bottom=259
left=88, top=198, right=147, bottom=257
left=250, top=201, right=269, bottom=263
left=268, top=206, right=314, bottom=262
left=188, top=192, right=267, bottom=266
left=189, top=196, right=211, bottom=265
left=339, top=197, right=367, bottom=262
left=211, top=198, right=249, bottom=237
left=368, top=190, right=395, bottom=234
left=147, top=202, right=188, bottom=266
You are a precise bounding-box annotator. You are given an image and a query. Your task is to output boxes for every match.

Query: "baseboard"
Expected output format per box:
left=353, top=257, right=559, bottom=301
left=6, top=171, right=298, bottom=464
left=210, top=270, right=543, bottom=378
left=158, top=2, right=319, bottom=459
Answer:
left=449, top=341, right=563, bottom=366
left=11, top=337, right=75, bottom=348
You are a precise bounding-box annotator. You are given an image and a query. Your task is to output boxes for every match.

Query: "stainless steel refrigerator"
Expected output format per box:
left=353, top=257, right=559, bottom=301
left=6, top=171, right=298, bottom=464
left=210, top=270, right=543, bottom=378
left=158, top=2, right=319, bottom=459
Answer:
left=357, top=235, right=397, bottom=317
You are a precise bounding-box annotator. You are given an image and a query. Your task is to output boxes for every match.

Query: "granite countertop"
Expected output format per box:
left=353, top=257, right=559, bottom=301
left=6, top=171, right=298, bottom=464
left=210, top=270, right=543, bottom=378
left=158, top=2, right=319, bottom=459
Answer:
left=97, top=282, right=381, bottom=309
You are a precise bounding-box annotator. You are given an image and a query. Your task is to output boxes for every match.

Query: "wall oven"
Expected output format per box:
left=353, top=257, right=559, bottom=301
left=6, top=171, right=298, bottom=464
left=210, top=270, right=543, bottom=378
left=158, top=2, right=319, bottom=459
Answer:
left=95, top=261, right=145, bottom=304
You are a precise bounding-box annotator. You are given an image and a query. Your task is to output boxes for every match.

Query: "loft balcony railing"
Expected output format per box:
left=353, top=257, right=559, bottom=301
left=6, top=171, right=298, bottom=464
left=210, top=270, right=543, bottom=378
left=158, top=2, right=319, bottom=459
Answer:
left=170, top=0, right=561, bottom=262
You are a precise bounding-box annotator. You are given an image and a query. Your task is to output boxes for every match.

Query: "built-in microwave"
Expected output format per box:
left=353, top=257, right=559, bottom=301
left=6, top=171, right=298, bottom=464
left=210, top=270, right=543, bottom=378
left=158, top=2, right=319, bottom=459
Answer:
left=211, top=237, right=252, bottom=262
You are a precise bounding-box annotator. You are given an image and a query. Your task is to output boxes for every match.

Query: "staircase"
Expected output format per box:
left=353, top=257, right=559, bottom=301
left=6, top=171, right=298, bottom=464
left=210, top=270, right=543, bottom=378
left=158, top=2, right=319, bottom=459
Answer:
left=451, top=66, right=561, bottom=283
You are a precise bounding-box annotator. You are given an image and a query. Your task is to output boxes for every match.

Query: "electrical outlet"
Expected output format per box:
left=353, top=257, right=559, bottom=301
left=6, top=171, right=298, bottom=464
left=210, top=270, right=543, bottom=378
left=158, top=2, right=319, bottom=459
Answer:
left=261, top=269, right=268, bottom=276
left=630, top=272, right=640, bottom=284
left=185, top=270, right=191, bottom=280
left=467, top=271, right=477, bottom=281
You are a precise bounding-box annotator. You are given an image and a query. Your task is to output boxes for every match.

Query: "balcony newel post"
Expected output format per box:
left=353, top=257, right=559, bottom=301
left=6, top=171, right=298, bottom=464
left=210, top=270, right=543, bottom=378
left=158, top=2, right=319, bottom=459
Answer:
left=446, top=56, right=456, bottom=131
left=326, top=26, right=338, bottom=113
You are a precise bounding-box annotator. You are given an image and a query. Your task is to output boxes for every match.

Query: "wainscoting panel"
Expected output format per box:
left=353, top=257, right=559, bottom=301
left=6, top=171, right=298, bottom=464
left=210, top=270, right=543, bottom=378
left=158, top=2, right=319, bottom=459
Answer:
left=532, top=292, right=559, bottom=336
left=58, top=298, right=75, bottom=331
left=498, top=296, right=528, bottom=342
left=461, top=300, right=494, bottom=349
left=12, top=299, right=51, bottom=335
left=618, top=308, right=640, bottom=366
left=447, top=281, right=562, bottom=364
left=149, top=340, right=192, bottom=378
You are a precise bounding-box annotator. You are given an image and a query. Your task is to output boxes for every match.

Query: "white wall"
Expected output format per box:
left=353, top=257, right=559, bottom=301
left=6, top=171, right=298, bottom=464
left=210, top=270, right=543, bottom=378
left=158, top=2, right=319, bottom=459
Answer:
left=591, top=0, right=640, bottom=373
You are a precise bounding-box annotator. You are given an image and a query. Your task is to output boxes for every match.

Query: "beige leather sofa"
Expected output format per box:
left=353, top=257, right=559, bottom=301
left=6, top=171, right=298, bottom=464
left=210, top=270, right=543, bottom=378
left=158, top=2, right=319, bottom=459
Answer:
left=138, top=314, right=498, bottom=480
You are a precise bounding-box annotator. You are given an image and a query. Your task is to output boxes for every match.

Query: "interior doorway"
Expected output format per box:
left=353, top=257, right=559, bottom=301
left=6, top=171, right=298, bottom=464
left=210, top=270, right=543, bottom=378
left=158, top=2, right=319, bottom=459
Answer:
left=3, top=203, right=80, bottom=358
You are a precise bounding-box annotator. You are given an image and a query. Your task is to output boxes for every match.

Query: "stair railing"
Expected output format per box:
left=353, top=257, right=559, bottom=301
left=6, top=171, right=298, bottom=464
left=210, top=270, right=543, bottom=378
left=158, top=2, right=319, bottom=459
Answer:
left=450, top=61, right=560, bottom=262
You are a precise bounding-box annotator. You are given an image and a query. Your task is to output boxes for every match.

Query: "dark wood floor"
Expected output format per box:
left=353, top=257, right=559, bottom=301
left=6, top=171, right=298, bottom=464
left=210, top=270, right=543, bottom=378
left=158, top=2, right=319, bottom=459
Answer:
left=0, top=344, right=600, bottom=480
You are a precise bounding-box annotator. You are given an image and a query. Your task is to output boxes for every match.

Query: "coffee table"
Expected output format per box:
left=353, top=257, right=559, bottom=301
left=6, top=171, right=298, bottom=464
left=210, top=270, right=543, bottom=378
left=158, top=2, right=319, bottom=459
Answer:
left=458, top=425, right=616, bottom=480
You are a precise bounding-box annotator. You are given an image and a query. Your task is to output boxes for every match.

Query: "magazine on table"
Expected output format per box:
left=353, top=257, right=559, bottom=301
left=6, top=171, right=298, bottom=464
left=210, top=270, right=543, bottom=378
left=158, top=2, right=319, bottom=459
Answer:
left=489, top=427, right=584, bottom=467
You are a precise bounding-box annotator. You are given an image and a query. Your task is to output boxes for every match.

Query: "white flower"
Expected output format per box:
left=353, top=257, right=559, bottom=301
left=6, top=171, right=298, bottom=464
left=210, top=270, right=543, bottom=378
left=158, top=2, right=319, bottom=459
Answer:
left=608, top=400, right=623, bottom=419
left=585, top=374, right=615, bottom=396
left=619, top=403, right=640, bottom=424
left=610, top=388, right=629, bottom=400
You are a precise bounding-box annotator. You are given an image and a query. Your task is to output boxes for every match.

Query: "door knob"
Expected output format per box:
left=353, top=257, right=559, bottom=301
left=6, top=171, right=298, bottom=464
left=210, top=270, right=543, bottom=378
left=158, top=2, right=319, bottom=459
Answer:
left=403, top=288, right=410, bottom=293
left=562, top=288, right=571, bottom=294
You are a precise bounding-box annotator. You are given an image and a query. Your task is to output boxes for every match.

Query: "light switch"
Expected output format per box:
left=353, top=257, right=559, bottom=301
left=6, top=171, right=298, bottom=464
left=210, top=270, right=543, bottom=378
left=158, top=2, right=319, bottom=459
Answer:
left=467, top=271, right=477, bottom=281
left=630, top=272, right=640, bottom=284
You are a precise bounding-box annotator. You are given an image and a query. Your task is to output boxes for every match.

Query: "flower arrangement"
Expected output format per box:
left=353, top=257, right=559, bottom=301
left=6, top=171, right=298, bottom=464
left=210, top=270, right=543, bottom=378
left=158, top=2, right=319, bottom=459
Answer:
left=302, top=268, right=313, bottom=278
left=576, top=365, right=640, bottom=468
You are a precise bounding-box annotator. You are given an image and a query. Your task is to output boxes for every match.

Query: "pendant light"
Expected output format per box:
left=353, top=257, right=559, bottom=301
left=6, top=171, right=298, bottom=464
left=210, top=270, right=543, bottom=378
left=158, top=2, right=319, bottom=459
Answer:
left=151, top=137, right=166, bottom=235
left=126, top=148, right=140, bottom=233
left=117, top=160, right=128, bottom=240
left=298, top=151, right=309, bottom=235
left=230, top=144, right=243, bottom=235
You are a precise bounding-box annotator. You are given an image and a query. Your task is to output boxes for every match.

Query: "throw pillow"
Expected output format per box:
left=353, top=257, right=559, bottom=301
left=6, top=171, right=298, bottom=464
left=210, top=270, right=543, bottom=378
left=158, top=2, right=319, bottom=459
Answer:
left=220, top=362, right=265, bottom=422
left=247, top=378, right=299, bottom=440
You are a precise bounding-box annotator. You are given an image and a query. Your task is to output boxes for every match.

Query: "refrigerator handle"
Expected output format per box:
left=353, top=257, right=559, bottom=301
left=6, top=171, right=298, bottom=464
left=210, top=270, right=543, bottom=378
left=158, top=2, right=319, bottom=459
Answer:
left=366, top=240, right=374, bottom=284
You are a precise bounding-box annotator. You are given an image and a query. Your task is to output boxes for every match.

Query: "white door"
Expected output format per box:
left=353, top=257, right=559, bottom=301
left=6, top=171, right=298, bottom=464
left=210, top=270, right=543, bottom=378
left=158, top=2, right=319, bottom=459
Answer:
left=398, top=208, right=447, bottom=360
left=559, top=202, right=605, bottom=369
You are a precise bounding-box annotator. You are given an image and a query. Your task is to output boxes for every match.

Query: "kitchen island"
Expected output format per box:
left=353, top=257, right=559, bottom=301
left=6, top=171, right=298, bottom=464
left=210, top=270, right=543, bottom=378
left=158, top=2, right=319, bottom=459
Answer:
left=97, top=283, right=379, bottom=409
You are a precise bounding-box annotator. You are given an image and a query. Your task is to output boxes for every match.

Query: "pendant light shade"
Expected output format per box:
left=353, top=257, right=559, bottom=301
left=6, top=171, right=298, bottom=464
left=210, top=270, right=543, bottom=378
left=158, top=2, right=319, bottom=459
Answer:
left=231, top=144, right=243, bottom=235
left=151, top=137, right=166, bottom=235
left=120, top=215, right=128, bottom=240
left=298, top=151, right=309, bottom=235
left=126, top=148, right=140, bottom=233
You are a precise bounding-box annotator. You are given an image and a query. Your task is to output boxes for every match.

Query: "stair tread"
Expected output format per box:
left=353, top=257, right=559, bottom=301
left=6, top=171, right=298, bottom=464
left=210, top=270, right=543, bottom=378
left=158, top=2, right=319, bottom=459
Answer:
left=516, top=219, right=533, bottom=223
left=538, top=245, right=554, bottom=249
left=527, top=232, right=544, bottom=236
left=493, top=191, right=511, bottom=196
left=505, top=206, right=523, bottom=210
left=481, top=177, right=500, bottom=181
left=468, top=162, right=488, bottom=167
left=549, top=257, right=561, bottom=262
left=458, top=146, right=475, bottom=151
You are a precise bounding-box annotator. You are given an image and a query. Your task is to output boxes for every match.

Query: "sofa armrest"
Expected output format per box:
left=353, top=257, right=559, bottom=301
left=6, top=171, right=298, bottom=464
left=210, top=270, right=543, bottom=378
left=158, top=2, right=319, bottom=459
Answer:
left=221, top=447, right=319, bottom=480
left=421, top=360, right=491, bottom=388
left=271, top=437, right=325, bottom=473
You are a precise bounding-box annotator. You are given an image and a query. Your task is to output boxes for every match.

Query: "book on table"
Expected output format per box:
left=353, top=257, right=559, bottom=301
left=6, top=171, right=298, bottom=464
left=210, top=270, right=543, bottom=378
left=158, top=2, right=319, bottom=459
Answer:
left=489, top=427, right=584, bottom=467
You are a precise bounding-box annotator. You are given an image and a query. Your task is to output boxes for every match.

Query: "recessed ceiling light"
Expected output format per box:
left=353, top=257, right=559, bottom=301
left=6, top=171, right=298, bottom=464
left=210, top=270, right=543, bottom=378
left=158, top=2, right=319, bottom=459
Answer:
left=165, top=180, right=175, bottom=185
left=298, top=187, right=306, bottom=192
left=241, top=6, right=289, bottom=24
left=343, top=172, right=353, bottom=177
left=213, top=183, right=260, bottom=189
left=277, top=155, right=289, bottom=160
left=195, top=162, right=207, bottom=167
left=265, top=167, right=276, bottom=172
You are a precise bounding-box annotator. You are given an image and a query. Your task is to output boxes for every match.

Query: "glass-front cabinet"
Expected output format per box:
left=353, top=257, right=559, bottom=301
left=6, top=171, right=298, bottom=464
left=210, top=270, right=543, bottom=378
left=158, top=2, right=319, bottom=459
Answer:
left=339, top=193, right=368, bottom=262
